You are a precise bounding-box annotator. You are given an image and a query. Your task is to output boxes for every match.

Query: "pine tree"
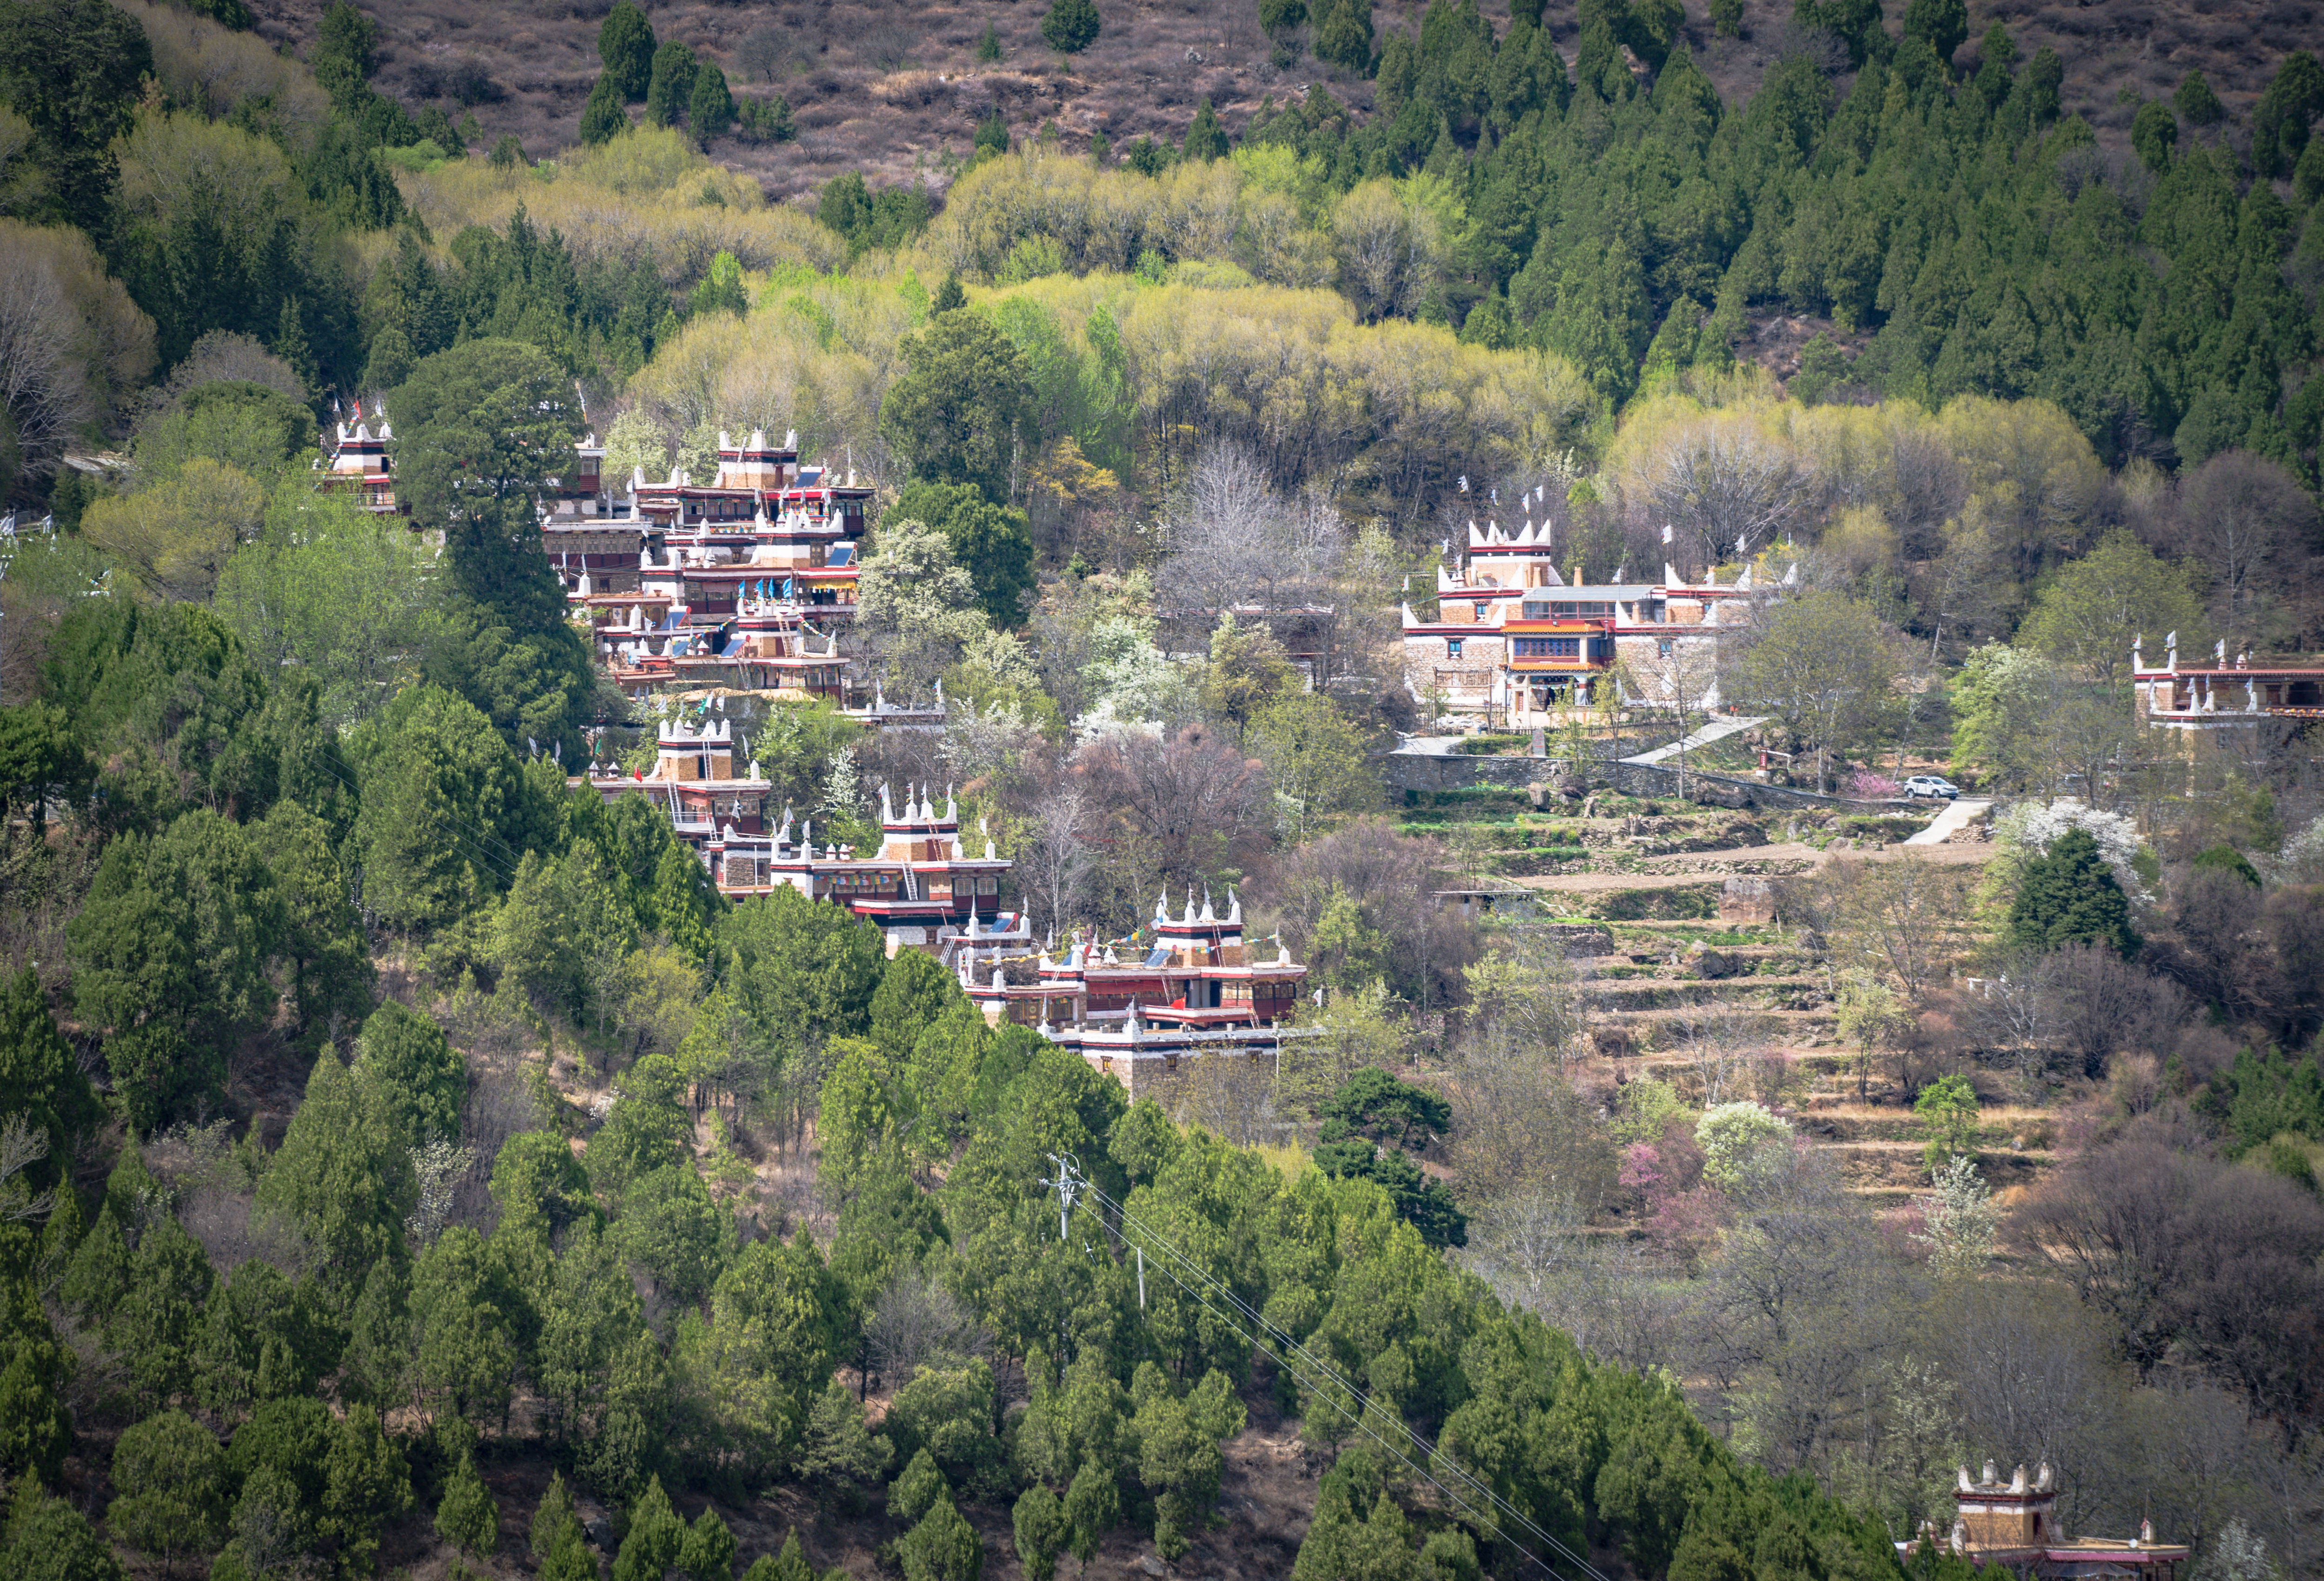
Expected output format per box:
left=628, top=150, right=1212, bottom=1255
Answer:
left=1182, top=99, right=1228, bottom=161
left=2132, top=100, right=2178, bottom=171
left=1041, top=0, right=1102, bottom=53
left=689, top=63, right=736, bottom=146
left=434, top=1452, right=498, bottom=1558
left=977, top=21, right=1003, bottom=61
left=678, top=1508, right=737, bottom=1581
left=1313, top=0, right=1374, bottom=73
left=581, top=73, right=629, bottom=146
left=2173, top=66, right=2222, bottom=125
left=2006, top=829, right=2139, bottom=958
left=598, top=1, right=658, bottom=100
left=1013, top=1487, right=1066, bottom=1581
left=897, top=1493, right=983, bottom=1581
left=932, top=273, right=968, bottom=314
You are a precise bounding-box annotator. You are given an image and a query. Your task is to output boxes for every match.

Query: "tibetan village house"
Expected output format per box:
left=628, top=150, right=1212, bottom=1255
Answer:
left=1403, top=519, right=1783, bottom=725
left=960, top=887, right=1310, bottom=1102
left=319, top=418, right=402, bottom=516
left=2134, top=636, right=2324, bottom=748
left=1903, top=1461, right=2187, bottom=1581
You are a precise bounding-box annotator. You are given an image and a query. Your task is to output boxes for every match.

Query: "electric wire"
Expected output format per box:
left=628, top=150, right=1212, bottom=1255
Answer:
left=1060, top=1190, right=1581, bottom=1581
left=1066, top=1166, right=1619, bottom=1581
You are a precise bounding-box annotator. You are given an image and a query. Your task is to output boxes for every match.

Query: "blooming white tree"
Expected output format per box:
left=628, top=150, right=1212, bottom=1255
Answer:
left=1995, top=797, right=2151, bottom=905
left=1696, top=1101, right=1792, bottom=1193
left=1910, top=1154, right=2000, bottom=1278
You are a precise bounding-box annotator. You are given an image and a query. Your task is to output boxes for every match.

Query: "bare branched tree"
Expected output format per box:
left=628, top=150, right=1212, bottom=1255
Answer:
left=1640, top=419, right=1812, bottom=570
left=1155, top=443, right=1346, bottom=613
left=866, top=1263, right=989, bottom=1388
left=1015, top=777, right=1093, bottom=942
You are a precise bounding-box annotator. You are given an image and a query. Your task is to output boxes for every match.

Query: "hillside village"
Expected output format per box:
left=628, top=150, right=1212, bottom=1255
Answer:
left=6, top=0, right=2324, bottom=1580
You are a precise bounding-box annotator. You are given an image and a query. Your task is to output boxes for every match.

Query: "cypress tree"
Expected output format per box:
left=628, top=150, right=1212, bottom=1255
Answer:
left=646, top=42, right=698, bottom=130
left=689, top=62, right=736, bottom=146
left=1041, top=0, right=1102, bottom=53
left=2006, top=829, right=2139, bottom=958
left=433, top=1452, right=497, bottom=1558
left=1182, top=99, right=1228, bottom=161
left=598, top=1, right=658, bottom=100
left=2131, top=100, right=2177, bottom=171
left=2173, top=67, right=2223, bottom=125
left=581, top=73, right=629, bottom=146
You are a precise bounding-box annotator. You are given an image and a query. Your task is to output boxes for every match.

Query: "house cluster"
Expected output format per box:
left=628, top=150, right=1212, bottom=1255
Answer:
left=1401, top=520, right=1785, bottom=726
left=1903, top=1460, right=2187, bottom=1580
left=2133, top=634, right=2324, bottom=746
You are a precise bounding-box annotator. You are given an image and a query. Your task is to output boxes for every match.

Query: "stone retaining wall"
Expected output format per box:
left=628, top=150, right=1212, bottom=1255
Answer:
left=1387, top=749, right=1912, bottom=814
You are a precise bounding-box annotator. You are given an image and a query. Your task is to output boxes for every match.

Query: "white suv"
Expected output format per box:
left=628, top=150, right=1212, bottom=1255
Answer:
left=1902, top=775, right=1959, bottom=800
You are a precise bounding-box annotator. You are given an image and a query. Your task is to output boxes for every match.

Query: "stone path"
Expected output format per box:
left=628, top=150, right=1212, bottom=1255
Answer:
left=1618, top=713, right=1770, bottom=765
left=1903, top=798, right=1993, bottom=845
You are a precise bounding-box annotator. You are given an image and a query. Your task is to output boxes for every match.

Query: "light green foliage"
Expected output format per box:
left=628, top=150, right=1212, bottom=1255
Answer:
left=888, top=1448, right=947, bottom=1524
left=742, top=1534, right=814, bottom=1581
left=109, top=1410, right=227, bottom=1574
left=678, top=1507, right=737, bottom=1581
left=721, top=870, right=885, bottom=1056
left=215, top=482, right=445, bottom=731
left=1913, top=1075, right=1980, bottom=1170
left=897, top=1492, right=983, bottom=1581
left=816, top=1038, right=896, bottom=1202
left=1726, top=590, right=1898, bottom=793
left=1250, top=693, right=1379, bottom=838
left=256, top=1053, right=416, bottom=1303
left=856, top=519, right=991, bottom=702
left=1611, top=1076, right=1687, bottom=1144
left=886, top=1361, right=1002, bottom=1496
left=434, top=1452, right=498, bottom=1557
left=133, top=382, right=312, bottom=485
left=2019, top=530, right=2206, bottom=690
left=1695, top=1102, right=1791, bottom=1194
left=612, top=1477, right=685, bottom=1581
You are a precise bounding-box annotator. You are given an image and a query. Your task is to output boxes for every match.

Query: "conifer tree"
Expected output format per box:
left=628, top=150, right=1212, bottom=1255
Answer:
left=678, top=1508, right=737, bottom=1581
left=582, top=73, right=629, bottom=146
left=646, top=42, right=699, bottom=129
left=977, top=20, right=1004, bottom=61
left=598, top=1, right=658, bottom=100
left=2173, top=66, right=2223, bottom=124
left=434, top=1452, right=498, bottom=1559
left=689, top=62, right=737, bottom=146
left=1040, top=0, right=1102, bottom=53
left=2006, top=828, right=2139, bottom=958
left=1182, top=98, right=1228, bottom=161
left=1313, top=0, right=1374, bottom=73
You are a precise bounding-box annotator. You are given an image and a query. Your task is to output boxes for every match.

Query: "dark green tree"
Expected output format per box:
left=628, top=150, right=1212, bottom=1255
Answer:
left=1182, top=99, right=1229, bottom=161
left=1040, top=0, right=1102, bottom=54
left=1013, top=1485, right=1066, bottom=1581
left=646, top=41, right=699, bottom=130
left=888, top=481, right=1037, bottom=630
left=2005, top=829, right=2139, bottom=958
left=0, top=1284, right=74, bottom=1489
left=897, top=1492, right=983, bottom=1581
left=1899, top=0, right=1966, bottom=66
left=931, top=273, right=969, bottom=314
left=255, top=1053, right=417, bottom=1304
left=346, top=684, right=539, bottom=932
left=2132, top=100, right=2178, bottom=171
left=0, top=970, right=100, bottom=1196
left=879, top=311, right=1035, bottom=503
left=0, top=705, right=90, bottom=830
left=108, top=1411, right=226, bottom=1578
left=2251, top=50, right=2324, bottom=177
left=353, top=1001, right=465, bottom=1148
left=69, top=811, right=284, bottom=1130
left=1313, top=0, right=1374, bottom=73
left=977, top=20, right=1004, bottom=61
left=319, top=1404, right=411, bottom=1578
left=252, top=803, right=372, bottom=1051
left=0, top=1484, right=125, bottom=1581
left=599, top=0, right=658, bottom=100
left=975, top=113, right=1012, bottom=159
left=689, top=61, right=737, bottom=146
left=612, top=1479, right=685, bottom=1581
left=582, top=73, right=630, bottom=145
left=2173, top=67, right=2223, bottom=125
left=0, top=0, right=153, bottom=232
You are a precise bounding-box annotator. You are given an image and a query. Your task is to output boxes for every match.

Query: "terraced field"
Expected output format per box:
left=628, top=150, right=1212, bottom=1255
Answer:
left=1397, top=784, right=2031, bottom=1199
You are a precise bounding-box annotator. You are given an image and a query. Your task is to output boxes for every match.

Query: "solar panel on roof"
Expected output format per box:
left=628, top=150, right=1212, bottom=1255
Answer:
left=826, top=543, right=854, bottom=567
left=1143, top=946, right=1170, bottom=968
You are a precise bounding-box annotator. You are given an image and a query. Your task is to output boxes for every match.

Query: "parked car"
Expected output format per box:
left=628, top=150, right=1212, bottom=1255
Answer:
left=1902, top=775, right=1960, bottom=800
